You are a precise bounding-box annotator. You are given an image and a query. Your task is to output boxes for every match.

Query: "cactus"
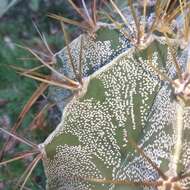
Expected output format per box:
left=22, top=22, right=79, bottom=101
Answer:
left=0, top=0, right=190, bottom=190
left=48, top=26, right=131, bottom=111
left=42, top=36, right=190, bottom=189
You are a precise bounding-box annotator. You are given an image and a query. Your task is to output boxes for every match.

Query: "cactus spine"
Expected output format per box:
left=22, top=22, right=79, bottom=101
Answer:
left=0, top=1, right=190, bottom=190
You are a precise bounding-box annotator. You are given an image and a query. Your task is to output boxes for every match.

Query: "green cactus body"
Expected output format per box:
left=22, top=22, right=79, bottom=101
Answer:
left=40, top=36, right=190, bottom=190
left=49, top=26, right=130, bottom=111
left=1, top=1, right=190, bottom=190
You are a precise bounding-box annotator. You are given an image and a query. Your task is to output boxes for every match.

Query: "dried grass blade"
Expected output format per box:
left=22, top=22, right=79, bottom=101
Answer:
left=164, top=33, right=182, bottom=80
left=19, top=154, right=42, bottom=190
left=179, top=0, right=186, bottom=33
left=162, top=0, right=172, bottom=16
left=60, top=22, right=78, bottom=80
left=29, top=103, right=52, bottom=130
left=0, top=82, right=48, bottom=160
left=101, top=0, right=114, bottom=13
left=0, top=152, right=36, bottom=166
left=67, top=0, right=86, bottom=20
left=100, top=11, right=134, bottom=43
left=167, top=0, right=178, bottom=15
left=0, top=128, right=37, bottom=148
left=81, top=0, right=94, bottom=27
left=17, top=44, right=78, bottom=85
left=10, top=65, right=49, bottom=78
left=128, top=0, right=140, bottom=43
left=11, top=64, right=45, bottom=75
left=110, top=0, right=128, bottom=25
left=176, top=171, right=190, bottom=181
left=146, top=0, right=161, bottom=35
left=142, top=0, right=147, bottom=37
left=128, top=138, right=168, bottom=180
left=86, top=177, right=161, bottom=187
left=92, top=0, right=97, bottom=25
left=48, top=13, right=88, bottom=29
left=15, top=153, right=42, bottom=190
left=167, top=2, right=190, bottom=22
left=32, top=21, right=54, bottom=56
left=20, top=72, right=80, bottom=90
left=13, top=82, right=48, bottom=131
left=146, top=46, right=178, bottom=87
left=100, top=11, right=123, bottom=29
left=22, top=65, right=45, bottom=75
left=78, top=36, right=84, bottom=84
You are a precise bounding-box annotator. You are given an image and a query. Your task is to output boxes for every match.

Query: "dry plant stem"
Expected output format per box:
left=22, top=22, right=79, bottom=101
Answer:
left=81, top=0, right=95, bottom=28
left=171, top=103, right=184, bottom=174
left=101, top=0, right=116, bottom=17
left=17, top=57, right=38, bottom=61
left=167, top=5, right=181, bottom=22
left=146, top=0, right=164, bottom=37
left=22, top=65, right=45, bottom=75
left=20, top=186, right=32, bottom=190
left=15, top=157, right=37, bottom=189
left=29, top=102, right=55, bottom=130
left=61, top=22, right=79, bottom=81
left=146, top=16, right=157, bottom=39
left=78, top=36, right=84, bottom=84
left=164, top=33, right=182, bottom=80
left=157, top=0, right=170, bottom=19
left=0, top=152, right=36, bottom=166
left=152, top=63, right=177, bottom=87
left=100, top=11, right=122, bottom=28
left=11, top=62, right=78, bottom=88
left=33, top=21, right=54, bottom=56
left=146, top=47, right=178, bottom=87
left=163, top=0, right=172, bottom=15
left=0, top=82, right=48, bottom=161
left=184, top=11, right=190, bottom=42
left=109, top=0, right=128, bottom=25
left=67, top=0, right=87, bottom=20
left=7, top=81, right=48, bottom=129
left=17, top=44, right=79, bottom=86
left=128, top=0, right=140, bottom=44
left=111, top=10, right=139, bottom=44
left=30, top=48, right=53, bottom=61
left=142, top=0, right=147, bottom=38
left=92, top=0, right=97, bottom=25
left=87, top=177, right=162, bottom=187
left=178, top=171, right=190, bottom=180
left=168, top=0, right=178, bottom=14
left=48, top=14, right=89, bottom=30
left=128, top=138, right=168, bottom=180
left=187, top=44, right=190, bottom=73
left=29, top=104, right=48, bottom=130
left=20, top=72, right=80, bottom=90
left=15, top=153, right=42, bottom=190
left=179, top=0, right=188, bottom=41
left=19, top=154, right=42, bottom=190
left=9, top=65, right=49, bottom=78
left=0, top=128, right=37, bottom=148
left=100, top=11, right=135, bottom=44
left=146, top=1, right=170, bottom=37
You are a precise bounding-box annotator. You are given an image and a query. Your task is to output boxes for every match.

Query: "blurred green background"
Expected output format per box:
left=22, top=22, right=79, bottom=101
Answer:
left=0, top=0, right=86, bottom=189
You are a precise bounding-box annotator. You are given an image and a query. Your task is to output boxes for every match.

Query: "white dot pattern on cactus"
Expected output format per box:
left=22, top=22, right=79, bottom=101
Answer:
left=43, top=38, right=190, bottom=190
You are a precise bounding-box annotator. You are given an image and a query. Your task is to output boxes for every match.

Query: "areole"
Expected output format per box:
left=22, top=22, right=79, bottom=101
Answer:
left=157, top=177, right=184, bottom=190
